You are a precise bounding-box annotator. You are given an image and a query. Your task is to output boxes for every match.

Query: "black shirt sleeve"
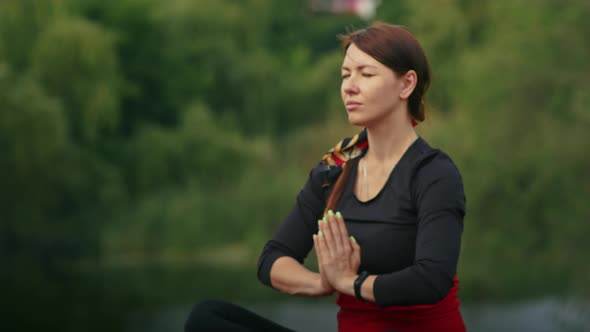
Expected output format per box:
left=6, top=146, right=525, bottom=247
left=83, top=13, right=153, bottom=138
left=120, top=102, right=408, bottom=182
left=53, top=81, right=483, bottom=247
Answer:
left=257, top=165, right=327, bottom=288
left=373, top=155, right=466, bottom=307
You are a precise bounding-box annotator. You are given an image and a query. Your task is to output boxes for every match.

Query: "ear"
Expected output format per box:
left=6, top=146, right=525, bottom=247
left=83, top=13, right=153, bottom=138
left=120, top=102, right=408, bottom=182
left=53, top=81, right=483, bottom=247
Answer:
left=399, top=70, right=417, bottom=100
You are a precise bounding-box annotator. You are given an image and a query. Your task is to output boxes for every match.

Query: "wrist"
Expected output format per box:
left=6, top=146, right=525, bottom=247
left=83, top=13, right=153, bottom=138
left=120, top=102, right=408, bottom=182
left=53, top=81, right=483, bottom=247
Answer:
left=353, top=270, right=370, bottom=301
left=311, top=272, right=331, bottom=296
left=312, top=273, right=324, bottom=294
left=336, top=274, right=358, bottom=296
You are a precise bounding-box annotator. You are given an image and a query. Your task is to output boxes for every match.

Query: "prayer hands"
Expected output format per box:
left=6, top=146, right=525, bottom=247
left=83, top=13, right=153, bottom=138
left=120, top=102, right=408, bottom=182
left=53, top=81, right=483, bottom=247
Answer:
left=313, top=210, right=361, bottom=293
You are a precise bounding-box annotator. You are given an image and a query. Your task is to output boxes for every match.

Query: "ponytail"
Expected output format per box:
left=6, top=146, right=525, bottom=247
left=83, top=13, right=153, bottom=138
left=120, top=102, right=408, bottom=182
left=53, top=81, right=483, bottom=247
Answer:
left=324, top=158, right=359, bottom=214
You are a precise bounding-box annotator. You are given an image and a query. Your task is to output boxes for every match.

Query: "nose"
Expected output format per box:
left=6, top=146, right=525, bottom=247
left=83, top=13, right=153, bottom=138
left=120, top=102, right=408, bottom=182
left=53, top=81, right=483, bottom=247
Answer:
left=342, top=77, right=360, bottom=95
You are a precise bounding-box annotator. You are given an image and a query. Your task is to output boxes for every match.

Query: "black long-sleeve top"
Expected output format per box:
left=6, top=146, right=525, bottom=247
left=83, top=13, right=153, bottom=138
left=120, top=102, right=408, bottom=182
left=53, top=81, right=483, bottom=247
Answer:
left=257, top=137, right=466, bottom=308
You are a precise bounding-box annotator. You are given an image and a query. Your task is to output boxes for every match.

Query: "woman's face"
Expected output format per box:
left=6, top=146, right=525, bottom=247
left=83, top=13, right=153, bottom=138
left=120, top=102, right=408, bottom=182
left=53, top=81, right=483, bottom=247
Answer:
left=340, top=43, right=410, bottom=127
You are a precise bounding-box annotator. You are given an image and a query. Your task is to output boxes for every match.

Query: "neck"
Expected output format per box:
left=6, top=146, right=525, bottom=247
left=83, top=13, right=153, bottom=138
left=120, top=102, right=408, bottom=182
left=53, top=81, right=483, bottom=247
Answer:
left=364, top=108, right=418, bottom=163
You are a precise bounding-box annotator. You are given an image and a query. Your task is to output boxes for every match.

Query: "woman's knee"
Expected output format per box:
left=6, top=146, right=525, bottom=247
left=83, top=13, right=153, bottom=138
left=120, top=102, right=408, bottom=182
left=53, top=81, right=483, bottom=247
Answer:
left=191, top=299, right=229, bottom=313
left=184, top=300, right=231, bottom=332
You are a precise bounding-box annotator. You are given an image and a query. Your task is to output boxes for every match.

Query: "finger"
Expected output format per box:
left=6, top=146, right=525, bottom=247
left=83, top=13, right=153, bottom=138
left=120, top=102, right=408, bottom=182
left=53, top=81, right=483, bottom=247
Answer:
left=314, top=222, right=325, bottom=261
left=313, top=233, right=323, bottom=265
left=327, top=210, right=344, bottom=253
left=350, top=235, right=361, bottom=268
left=335, top=211, right=351, bottom=249
left=313, top=233, right=319, bottom=253
left=350, top=235, right=361, bottom=256
left=320, top=215, right=335, bottom=256
left=316, top=230, right=330, bottom=262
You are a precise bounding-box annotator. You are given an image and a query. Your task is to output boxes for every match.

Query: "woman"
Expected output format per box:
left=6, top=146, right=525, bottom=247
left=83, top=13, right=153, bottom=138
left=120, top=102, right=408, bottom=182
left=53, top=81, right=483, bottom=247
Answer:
left=186, top=22, right=466, bottom=332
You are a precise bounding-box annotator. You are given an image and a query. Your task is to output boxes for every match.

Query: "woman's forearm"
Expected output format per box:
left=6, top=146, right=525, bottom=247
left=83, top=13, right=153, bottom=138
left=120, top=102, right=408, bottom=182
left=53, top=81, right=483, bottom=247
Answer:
left=270, top=256, right=326, bottom=296
left=335, top=274, right=377, bottom=303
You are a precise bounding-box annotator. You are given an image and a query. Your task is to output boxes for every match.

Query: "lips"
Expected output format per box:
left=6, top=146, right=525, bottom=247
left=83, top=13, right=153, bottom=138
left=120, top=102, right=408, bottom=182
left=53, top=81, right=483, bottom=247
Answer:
left=345, top=101, right=362, bottom=111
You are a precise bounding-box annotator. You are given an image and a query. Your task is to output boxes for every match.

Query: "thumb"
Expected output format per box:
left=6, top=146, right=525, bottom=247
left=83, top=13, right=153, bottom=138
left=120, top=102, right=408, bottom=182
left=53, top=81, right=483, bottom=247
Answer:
left=349, top=236, right=361, bottom=253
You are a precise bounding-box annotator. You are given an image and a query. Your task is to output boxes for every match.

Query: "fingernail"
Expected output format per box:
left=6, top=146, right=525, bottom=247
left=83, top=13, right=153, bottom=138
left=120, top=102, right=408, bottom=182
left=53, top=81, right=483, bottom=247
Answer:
left=350, top=235, right=356, bottom=243
left=336, top=211, right=342, bottom=220
left=323, top=216, right=328, bottom=225
left=313, top=234, right=317, bottom=240
left=318, top=219, right=322, bottom=227
left=318, top=230, right=324, bottom=237
left=328, top=210, right=334, bottom=217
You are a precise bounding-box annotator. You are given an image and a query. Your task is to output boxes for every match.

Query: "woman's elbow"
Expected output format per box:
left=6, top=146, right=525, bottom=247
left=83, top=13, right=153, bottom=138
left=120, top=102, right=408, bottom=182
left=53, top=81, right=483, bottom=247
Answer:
left=256, top=250, right=274, bottom=287
left=419, top=272, right=454, bottom=304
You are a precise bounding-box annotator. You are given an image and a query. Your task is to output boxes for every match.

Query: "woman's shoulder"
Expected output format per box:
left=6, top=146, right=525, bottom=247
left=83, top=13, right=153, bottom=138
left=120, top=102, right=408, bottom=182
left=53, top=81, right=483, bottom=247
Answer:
left=409, top=138, right=466, bottom=212
left=410, top=138, right=463, bottom=183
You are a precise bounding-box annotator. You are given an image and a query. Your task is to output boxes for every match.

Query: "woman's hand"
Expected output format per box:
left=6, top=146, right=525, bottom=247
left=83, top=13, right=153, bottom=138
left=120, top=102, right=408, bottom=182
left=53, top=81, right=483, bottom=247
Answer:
left=315, top=264, right=335, bottom=296
left=311, top=240, right=335, bottom=296
left=313, top=210, right=361, bottom=293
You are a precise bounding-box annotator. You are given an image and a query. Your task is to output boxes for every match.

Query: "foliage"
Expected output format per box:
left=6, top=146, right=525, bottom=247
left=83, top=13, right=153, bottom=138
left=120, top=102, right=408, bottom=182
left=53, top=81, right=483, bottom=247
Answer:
left=1, top=0, right=589, bottom=330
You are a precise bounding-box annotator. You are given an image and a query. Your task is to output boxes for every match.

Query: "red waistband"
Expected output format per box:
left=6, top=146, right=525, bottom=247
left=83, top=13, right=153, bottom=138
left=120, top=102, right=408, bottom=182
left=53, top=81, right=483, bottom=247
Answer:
left=337, top=276, right=461, bottom=320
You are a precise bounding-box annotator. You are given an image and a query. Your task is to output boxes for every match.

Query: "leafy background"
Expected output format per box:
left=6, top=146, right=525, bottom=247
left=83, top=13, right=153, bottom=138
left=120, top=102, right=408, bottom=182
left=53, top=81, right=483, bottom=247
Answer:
left=1, top=0, right=589, bottom=331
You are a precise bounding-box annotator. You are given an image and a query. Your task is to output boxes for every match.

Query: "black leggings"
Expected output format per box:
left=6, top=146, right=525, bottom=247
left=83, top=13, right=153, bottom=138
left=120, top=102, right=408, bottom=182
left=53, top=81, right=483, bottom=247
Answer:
left=185, top=300, right=295, bottom=332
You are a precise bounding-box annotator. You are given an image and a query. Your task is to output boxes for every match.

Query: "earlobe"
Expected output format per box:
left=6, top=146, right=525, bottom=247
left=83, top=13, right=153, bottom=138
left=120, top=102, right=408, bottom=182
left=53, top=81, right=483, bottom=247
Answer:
left=399, top=70, right=417, bottom=99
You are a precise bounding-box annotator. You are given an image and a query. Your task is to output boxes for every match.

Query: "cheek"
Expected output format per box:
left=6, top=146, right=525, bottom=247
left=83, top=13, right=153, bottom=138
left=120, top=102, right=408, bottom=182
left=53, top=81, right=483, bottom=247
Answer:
left=366, top=81, right=394, bottom=103
left=380, top=81, right=401, bottom=101
left=365, top=87, right=400, bottom=114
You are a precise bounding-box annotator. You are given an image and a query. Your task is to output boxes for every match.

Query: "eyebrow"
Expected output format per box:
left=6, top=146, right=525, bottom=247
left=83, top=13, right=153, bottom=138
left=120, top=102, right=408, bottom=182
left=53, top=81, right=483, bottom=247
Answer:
left=341, top=65, right=378, bottom=71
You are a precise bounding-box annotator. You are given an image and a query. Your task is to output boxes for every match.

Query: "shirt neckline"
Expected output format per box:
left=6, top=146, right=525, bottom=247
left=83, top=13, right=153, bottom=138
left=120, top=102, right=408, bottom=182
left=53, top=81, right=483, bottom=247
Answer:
left=350, top=136, right=422, bottom=205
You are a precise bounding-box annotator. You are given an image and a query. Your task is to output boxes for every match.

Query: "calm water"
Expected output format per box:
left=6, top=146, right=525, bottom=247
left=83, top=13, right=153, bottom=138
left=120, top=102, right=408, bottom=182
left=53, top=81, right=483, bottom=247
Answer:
left=128, top=297, right=590, bottom=332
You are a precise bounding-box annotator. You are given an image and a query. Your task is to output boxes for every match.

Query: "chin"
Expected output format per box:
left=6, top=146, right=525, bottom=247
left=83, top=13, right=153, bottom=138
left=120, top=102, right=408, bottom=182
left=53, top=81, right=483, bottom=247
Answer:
left=347, top=113, right=370, bottom=127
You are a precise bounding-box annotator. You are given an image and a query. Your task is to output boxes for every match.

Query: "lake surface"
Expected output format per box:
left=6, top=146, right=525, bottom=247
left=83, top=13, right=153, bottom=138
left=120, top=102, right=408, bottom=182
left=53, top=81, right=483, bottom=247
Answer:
left=128, top=297, right=590, bottom=331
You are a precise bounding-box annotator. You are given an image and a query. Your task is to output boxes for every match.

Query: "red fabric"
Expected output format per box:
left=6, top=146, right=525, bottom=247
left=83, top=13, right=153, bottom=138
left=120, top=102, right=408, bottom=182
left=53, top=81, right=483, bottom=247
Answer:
left=357, top=140, right=368, bottom=149
left=336, top=277, right=465, bottom=332
left=333, top=154, right=345, bottom=166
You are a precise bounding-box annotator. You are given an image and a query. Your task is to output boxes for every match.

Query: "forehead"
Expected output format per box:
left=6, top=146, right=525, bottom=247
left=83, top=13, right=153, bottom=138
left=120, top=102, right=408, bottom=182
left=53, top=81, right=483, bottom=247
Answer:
left=342, top=43, right=383, bottom=69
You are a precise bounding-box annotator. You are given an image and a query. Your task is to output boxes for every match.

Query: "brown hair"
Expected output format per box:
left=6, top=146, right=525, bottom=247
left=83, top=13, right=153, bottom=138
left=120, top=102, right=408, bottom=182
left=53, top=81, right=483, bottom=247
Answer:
left=325, top=23, right=431, bottom=213
left=340, top=22, right=431, bottom=122
left=324, top=158, right=359, bottom=214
